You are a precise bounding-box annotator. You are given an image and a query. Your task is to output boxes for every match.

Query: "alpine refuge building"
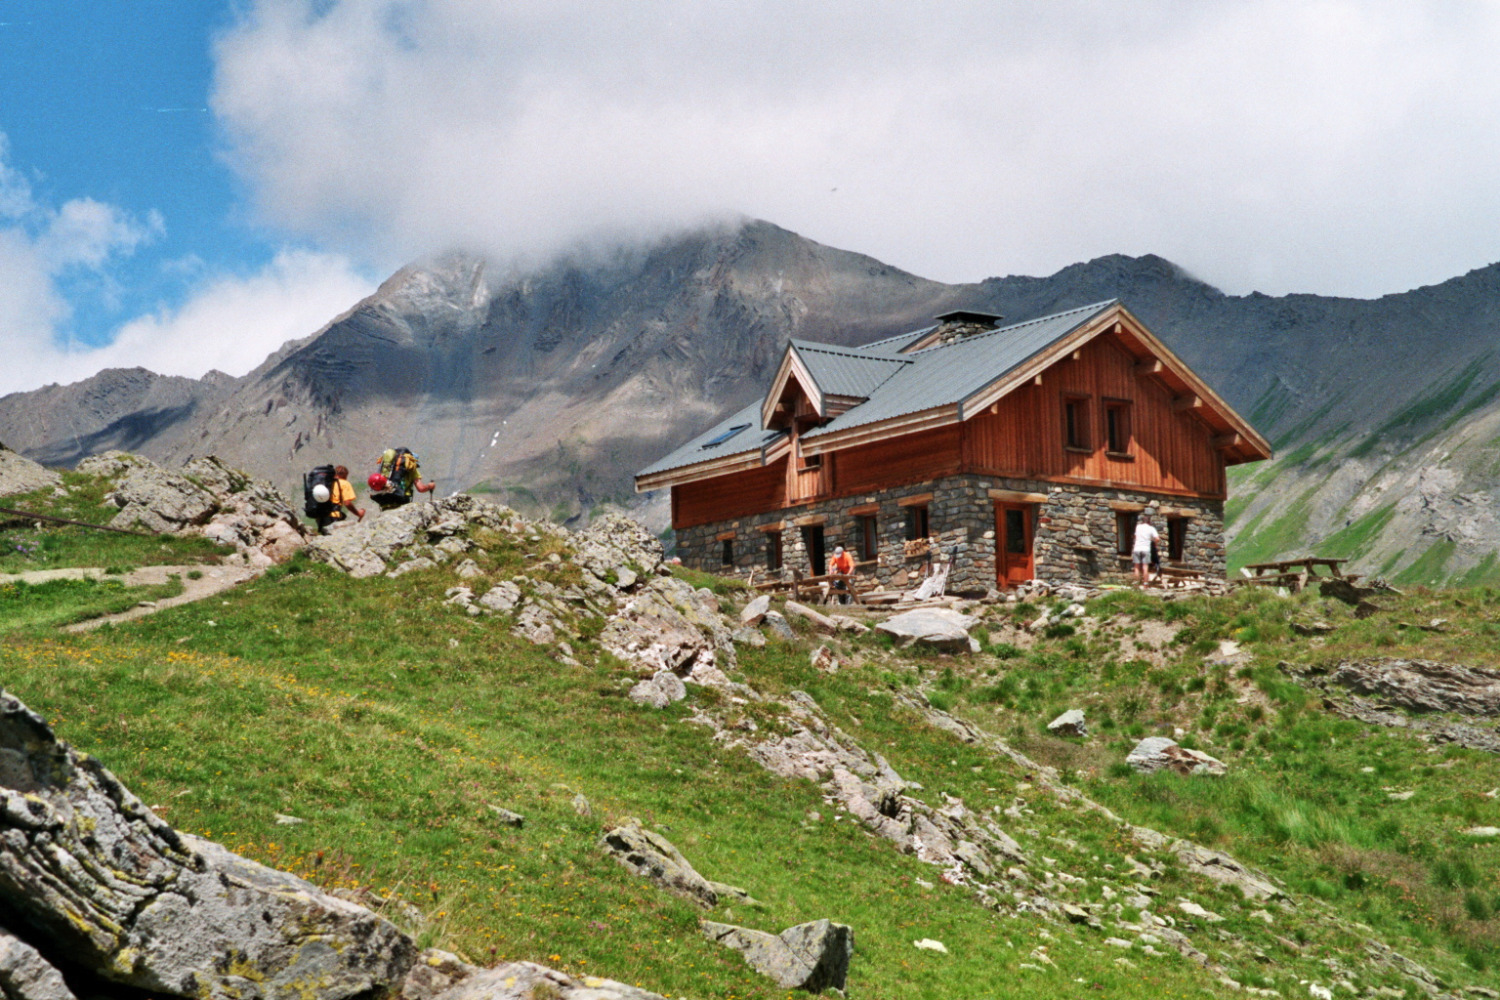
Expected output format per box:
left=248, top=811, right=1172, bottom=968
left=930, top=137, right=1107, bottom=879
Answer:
left=635, top=301, right=1270, bottom=592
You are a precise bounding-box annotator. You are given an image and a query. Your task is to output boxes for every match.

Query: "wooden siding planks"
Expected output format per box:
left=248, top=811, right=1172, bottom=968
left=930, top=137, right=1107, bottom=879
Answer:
left=963, top=334, right=1225, bottom=496
left=674, top=456, right=790, bottom=528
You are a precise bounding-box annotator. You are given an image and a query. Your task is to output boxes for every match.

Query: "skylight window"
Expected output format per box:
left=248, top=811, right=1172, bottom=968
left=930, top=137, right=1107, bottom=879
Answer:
left=702, top=423, right=751, bottom=448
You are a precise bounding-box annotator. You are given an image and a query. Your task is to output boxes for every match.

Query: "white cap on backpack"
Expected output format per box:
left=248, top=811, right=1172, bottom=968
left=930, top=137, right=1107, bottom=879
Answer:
left=312, top=484, right=331, bottom=503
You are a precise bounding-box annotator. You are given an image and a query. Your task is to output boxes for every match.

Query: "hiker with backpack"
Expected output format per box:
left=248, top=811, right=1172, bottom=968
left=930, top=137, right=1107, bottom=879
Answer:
left=367, top=447, right=436, bottom=510
left=303, top=464, right=364, bottom=535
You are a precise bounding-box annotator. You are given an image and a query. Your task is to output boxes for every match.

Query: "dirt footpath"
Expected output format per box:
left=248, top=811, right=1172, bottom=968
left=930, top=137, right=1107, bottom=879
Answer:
left=8, top=564, right=267, bottom=633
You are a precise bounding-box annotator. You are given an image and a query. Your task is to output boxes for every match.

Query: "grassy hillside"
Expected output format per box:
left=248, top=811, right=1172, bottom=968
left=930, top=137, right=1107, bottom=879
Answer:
left=3, top=473, right=1499, bottom=997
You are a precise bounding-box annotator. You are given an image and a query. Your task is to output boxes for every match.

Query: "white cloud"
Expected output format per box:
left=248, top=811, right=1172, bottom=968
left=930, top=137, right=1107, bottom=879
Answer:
left=98, top=249, right=374, bottom=380
left=211, top=0, right=1500, bottom=298
left=0, top=129, right=374, bottom=397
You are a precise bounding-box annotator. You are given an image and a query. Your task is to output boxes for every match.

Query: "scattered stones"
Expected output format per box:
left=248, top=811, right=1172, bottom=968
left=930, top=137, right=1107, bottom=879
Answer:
left=730, top=627, right=767, bottom=647
left=785, top=600, right=838, bottom=635
left=763, top=610, right=796, bottom=640
left=1290, top=620, right=1335, bottom=636
left=810, top=645, right=840, bottom=672
left=912, top=938, right=948, bottom=953
left=599, top=820, right=752, bottom=910
left=488, top=806, right=526, bottom=829
left=431, top=961, right=669, bottom=999
left=1125, top=737, right=1226, bottom=777
left=1047, top=709, right=1087, bottom=737
left=615, top=566, right=639, bottom=590
left=572, top=793, right=593, bottom=818
left=1462, top=826, right=1500, bottom=838
left=1177, top=900, right=1225, bottom=923
left=740, top=594, right=771, bottom=625
left=629, top=669, right=688, bottom=709
left=273, top=812, right=305, bottom=825
left=875, top=608, right=978, bottom=652
left=702, top=919, right=853, bottom=992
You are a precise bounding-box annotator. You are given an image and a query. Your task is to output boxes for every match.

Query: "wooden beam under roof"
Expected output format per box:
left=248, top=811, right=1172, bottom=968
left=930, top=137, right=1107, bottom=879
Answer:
left=1172, top=395, right=1204, bottom=412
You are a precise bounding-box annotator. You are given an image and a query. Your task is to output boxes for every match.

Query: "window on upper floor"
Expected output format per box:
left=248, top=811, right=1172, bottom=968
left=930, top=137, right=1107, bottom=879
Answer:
left=1063, top=394, right=1090, bottom=451
left=1105, top=399, right=1133, bottom=456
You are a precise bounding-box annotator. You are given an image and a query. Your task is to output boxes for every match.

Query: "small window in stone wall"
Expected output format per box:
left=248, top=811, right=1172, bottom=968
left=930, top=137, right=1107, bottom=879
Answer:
left=1167, top=517, right=1186, bottom=562
left=904, top=505, right=929, bottom=541
left=721, top=538, right=734, bottom=566
left=766, top=532, right=783, bottom=570
left=1115, top=512, right=1138, bottom=555
left=858, top=515, right=878, bottom=561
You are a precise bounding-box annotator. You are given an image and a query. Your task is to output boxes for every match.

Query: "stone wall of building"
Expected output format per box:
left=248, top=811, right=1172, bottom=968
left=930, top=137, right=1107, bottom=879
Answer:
left=674, top=475, right=1225, bottom=592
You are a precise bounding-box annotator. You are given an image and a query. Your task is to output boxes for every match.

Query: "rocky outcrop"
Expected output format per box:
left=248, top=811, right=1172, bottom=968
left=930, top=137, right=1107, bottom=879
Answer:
left=700, top=919, right=853, bottom=992
left=0, top=445, right=60, bottom=498
left=1125, top=737, right=1227, bottom=776
left=0, top=690, right=415, bottom=998
left=1329, top=658, right=1500, bottom=716
left=307, top=493, right=520, bottom=578
left=73, top=451, right=305, bottom=566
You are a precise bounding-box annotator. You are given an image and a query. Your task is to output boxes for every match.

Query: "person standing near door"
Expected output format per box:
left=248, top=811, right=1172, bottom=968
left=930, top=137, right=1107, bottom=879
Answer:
left=1132, top=514, right=1160, bottom=585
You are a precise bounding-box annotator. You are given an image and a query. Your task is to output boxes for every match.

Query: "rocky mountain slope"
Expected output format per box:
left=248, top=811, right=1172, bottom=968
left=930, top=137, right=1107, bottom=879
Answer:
left=5, top=219, right=1500, bottom=577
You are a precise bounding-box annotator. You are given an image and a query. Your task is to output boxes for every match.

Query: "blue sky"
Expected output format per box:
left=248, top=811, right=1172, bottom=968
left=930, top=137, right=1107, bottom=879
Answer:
left=0, top=1, right=265, bottom=347
left=6, top=1, right=1500, bottom=397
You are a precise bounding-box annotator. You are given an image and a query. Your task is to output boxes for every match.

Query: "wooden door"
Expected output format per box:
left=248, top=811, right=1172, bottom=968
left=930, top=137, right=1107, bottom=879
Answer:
left=996, top=503, right=1035, bottom=588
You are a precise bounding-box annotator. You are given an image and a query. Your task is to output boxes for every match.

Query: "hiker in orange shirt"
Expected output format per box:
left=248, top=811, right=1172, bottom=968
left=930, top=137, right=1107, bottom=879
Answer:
left=830, top=545, right=855, bottom=604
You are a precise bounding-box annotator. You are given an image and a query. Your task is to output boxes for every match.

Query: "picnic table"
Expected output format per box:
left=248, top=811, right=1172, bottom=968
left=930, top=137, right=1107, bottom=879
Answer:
left=1238, top=556, right=1355, bottom=593
left=753, top=569, right=865, bottom=604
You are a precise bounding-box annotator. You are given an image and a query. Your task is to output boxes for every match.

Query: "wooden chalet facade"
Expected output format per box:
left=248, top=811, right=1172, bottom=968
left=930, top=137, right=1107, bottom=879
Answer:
left=635, top=301, right=1270, bottom=592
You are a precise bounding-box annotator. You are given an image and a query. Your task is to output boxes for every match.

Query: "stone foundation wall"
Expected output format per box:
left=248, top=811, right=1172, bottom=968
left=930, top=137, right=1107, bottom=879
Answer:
left=674, top=476, right=1225, bottom=591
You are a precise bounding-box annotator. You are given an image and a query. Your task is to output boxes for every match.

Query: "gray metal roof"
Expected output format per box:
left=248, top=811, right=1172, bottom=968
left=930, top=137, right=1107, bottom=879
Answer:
left=637, top=299, right=1119, bottom=479
left=790, top=341, right=907, bottom=399
left=804, top=300, right=1118, bottom=438
left=636, top=400, right=786, bottom=478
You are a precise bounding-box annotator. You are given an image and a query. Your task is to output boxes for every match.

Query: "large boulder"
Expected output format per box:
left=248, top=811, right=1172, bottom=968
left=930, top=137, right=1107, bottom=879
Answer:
left=1125, top=737, right=1226, bottom=776
left=0, top=690, right=415, bottom=997
left=0, top=445, right=60, bottom=498
left=700, top=919, right=853, bottom=992
left=876, top=608, right=978, bottom=652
